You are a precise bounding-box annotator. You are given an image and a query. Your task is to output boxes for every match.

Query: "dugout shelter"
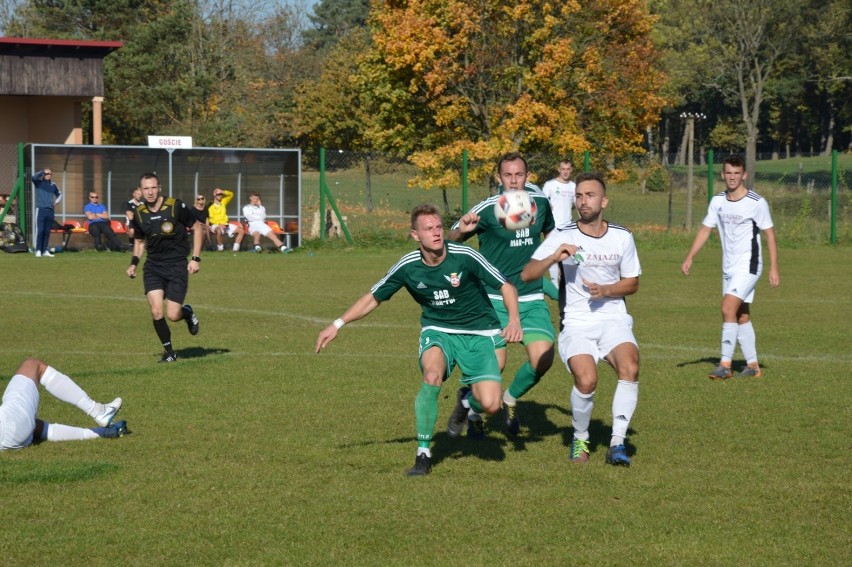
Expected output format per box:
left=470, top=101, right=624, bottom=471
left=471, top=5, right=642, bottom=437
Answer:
left=26, top=144, right=301, bottom=249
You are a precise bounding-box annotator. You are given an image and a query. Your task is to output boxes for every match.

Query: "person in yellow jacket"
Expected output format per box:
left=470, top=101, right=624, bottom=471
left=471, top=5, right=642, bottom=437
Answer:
left=208, top=188, right=245, bottom=252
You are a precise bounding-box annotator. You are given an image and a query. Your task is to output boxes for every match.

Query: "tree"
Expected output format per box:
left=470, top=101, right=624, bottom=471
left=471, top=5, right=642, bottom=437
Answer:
left=303, top=0, right=369, bottom=51
left=356, top=0, right=667, bottom=188
left=656, top=0, right=802, bottom=178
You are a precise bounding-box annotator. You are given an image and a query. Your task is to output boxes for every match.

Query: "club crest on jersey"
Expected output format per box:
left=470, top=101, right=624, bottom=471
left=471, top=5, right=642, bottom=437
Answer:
left=161, top=221, right=174, bottom=234
left=444, top=272, right=463, bottom=287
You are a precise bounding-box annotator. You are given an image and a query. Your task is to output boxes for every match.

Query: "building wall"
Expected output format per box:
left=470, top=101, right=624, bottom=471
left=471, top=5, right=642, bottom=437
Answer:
left=0, top=95, right=86, bottom=145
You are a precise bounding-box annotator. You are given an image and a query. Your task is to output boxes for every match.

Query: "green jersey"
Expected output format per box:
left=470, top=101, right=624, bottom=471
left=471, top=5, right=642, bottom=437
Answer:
left=452, top=184, right=555, bottom=299
left=371, top=242, right=508, bottom=335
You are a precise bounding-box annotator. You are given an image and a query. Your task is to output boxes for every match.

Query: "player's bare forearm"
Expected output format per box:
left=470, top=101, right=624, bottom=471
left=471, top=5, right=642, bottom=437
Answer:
left=681, top=225, right=713, bottom=275
left=582, top=276, right=639, bottom=300
left=521, top=258, right=550, bottom=282
left=316, top=293, right=381, bottom=353
left=499, top=282, right=523, bottom=343
left=448, top=213, right=479, bottom=242
left=522, top=244, right=576, bottom=282
left=764, top=227, right=780, bottom=287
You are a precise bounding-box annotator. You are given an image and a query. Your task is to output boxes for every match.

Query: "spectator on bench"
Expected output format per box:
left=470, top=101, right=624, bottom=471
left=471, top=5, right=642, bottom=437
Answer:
left=208, top=188, right=245, bottom=252
left=84, top=191, right=124, bottom=251
left=243, top=192, right=290, bottom=253
left=191, top=194, right=213, bottom=251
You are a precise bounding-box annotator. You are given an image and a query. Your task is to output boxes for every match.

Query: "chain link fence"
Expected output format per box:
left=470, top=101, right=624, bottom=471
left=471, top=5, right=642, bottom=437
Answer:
left=303, top=149, right=849, bottom=244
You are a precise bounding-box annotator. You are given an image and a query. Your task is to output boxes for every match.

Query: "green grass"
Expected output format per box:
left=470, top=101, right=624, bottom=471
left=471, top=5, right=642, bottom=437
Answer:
left=0, top=242, right=850, bottom=565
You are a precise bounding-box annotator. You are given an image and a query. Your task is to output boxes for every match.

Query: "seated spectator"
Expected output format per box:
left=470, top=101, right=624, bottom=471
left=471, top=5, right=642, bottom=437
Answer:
left=124, top=187, right=143, bottom=245
left=84, top=192, right=124, bottom=251
left=191, top=194, right=213, bottom=251
left=208, top=188, right=245, bottom=252
left=243, top=193, right=290, bottom=253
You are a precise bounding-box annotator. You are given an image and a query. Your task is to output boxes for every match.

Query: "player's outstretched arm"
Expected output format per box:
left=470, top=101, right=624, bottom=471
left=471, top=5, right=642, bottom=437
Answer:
left=521, top=243, right=577, bottom=282
left=681, top=225, right=713, bottom=276
left=315, top=293, right=381, bottom=353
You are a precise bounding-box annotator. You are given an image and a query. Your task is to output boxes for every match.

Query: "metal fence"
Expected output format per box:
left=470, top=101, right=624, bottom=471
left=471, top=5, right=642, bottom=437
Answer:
left=19, top=144, right=302, bottom=248
left=305, top=149, right=849, bottom=244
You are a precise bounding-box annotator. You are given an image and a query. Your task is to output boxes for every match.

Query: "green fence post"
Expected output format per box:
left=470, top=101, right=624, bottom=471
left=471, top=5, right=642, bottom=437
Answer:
left=831, top=149, right=838, bottom=245
left=319, top=148, right=326, bottom=241
left=583, top=151, right=591, bottom=172
left=461, top=149, right=469, bottom=213
left=707, top=149, right=714, bottom=204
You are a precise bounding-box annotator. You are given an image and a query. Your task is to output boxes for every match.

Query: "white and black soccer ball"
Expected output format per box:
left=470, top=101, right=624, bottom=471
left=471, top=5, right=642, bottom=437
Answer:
left=494, top=190, right=537, bottom=231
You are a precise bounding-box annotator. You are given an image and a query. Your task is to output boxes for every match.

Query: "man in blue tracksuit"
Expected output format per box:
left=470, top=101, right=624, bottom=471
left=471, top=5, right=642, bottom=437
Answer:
left=32, top=168, right=61, bottom=257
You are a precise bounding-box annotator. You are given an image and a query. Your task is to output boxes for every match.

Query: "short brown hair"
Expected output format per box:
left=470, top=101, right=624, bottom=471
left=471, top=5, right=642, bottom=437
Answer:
left=723, top=155, right=746, bottom=170
left=410, top=204, right=442, bottom=229
left=497, top=152, right=528, bottom=174
left=575, top=172, right=607, bottom=194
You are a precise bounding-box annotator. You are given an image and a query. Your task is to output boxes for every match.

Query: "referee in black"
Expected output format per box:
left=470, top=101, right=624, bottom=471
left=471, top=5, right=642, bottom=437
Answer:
left=127, top=172, right=205, bottom=363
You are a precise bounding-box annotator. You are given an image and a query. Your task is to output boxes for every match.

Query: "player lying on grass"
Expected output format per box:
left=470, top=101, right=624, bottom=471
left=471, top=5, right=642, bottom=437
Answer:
left=0, top=357, right=127, bottom=451
left=316, top=203, right=522, bottom=477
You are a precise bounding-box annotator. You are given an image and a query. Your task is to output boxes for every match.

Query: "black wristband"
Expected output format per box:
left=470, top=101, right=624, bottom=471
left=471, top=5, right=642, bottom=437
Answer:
left=130, top=255, right=140, bottom=266
left=191, top=256, right=201, bottom=262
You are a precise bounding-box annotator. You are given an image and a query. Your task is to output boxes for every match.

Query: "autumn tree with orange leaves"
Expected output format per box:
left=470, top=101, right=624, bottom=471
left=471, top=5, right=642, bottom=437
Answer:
left=358, top=0, right=668, bottom=187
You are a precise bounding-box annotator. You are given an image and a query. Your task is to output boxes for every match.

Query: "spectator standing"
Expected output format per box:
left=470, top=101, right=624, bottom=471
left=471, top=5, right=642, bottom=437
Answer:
left=31, top=168, right=61, bottom=257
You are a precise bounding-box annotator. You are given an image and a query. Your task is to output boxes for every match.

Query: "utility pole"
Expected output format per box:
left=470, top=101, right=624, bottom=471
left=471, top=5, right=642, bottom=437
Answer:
left=681, top=112, right=705, bottom=229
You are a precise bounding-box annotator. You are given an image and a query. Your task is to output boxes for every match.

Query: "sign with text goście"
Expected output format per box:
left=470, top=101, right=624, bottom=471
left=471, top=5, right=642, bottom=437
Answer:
left=148, top=136, right=193, bottom=149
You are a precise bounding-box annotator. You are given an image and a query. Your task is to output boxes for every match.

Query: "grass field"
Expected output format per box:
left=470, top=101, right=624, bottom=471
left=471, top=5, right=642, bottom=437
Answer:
left=0, top=240, right=850, bottom=565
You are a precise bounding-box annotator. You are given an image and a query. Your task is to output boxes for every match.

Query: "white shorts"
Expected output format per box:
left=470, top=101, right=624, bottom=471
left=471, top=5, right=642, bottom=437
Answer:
left=0, top=375, right=39, bottom=450
left=211, top=223, right=241, bottom=237
left=722, top=272, right=760, bottom=303
left=557, top=315, right=637, bottom=367
left=247, top=221, right=272, bottom=237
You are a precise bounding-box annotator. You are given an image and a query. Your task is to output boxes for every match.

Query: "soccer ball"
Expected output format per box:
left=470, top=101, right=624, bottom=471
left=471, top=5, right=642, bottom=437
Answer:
left=494, top=190, right=536, bottom=230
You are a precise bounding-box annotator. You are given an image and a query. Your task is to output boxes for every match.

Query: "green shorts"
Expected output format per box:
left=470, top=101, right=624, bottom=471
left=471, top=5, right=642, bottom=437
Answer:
left=491, top=297, right=555, bottom=347
left=418, top=329, right=502, bottom=386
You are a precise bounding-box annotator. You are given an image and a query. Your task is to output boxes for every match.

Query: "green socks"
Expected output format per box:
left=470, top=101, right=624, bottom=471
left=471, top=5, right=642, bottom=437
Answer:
left=414, top=383, right=441, bottom=448
left=508, top=361, right=541, bottom=400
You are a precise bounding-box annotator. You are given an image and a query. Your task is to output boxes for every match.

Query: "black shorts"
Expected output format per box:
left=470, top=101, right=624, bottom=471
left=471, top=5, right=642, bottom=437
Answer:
left=142, top=260, right=189, bottom=304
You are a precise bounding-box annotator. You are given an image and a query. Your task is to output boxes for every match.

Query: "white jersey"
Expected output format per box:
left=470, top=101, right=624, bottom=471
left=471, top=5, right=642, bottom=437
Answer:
left=702, top=190, right=773, bottom=276
left=532, top=221, right=641, bottom=323
left=541, top=178, right=576, bottom=228
left=243, top=203, right=267, bottom=224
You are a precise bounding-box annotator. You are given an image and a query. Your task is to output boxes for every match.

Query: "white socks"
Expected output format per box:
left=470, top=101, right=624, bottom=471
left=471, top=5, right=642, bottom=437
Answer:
left=570, top=386, right=595, bottom=441
left=232, top=242, right=240, bottom=252
left=45, top=423, right=99, bottom=441
left=611, top=380, right=639, bottom=443
left=40, top=366, right=97, bottom=417
left=737, top=321, right=758, bottom=364
left=571, top=381, right=639, bottom=445
left=720, top=322, right=738, bottom=363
